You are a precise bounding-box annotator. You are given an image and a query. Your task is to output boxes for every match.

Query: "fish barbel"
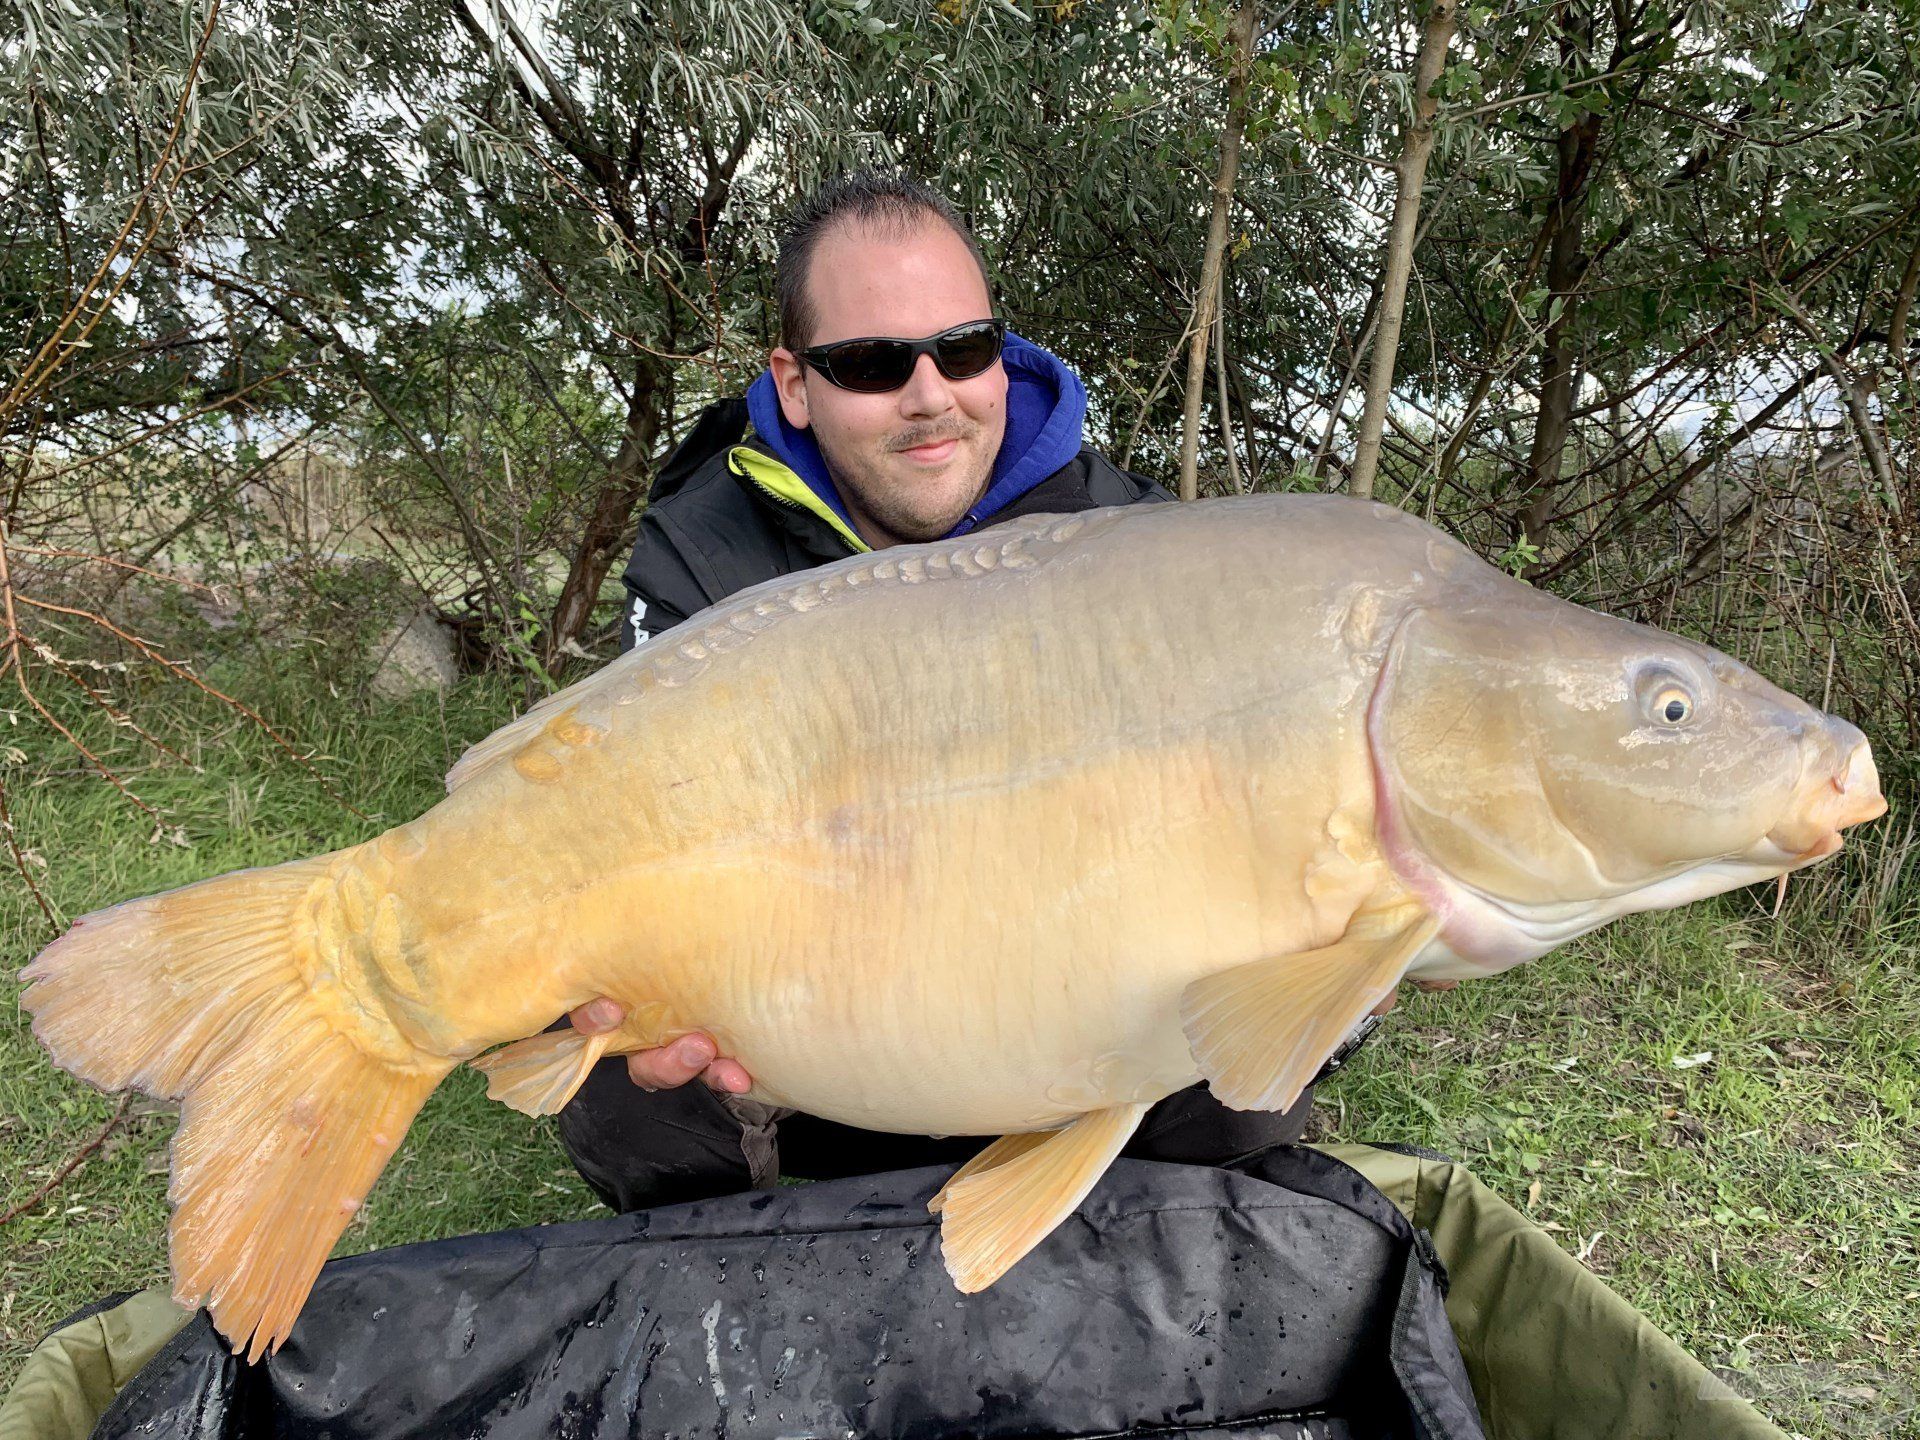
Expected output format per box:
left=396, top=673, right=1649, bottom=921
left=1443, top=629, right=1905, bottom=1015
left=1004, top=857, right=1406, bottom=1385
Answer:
left=21, top=495, right=1885, bottom=1358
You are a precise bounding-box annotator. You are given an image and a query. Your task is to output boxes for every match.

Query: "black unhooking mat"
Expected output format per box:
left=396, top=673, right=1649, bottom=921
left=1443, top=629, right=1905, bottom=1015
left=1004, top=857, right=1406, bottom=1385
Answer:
left=93, top=1145, right=1485, bottom=1440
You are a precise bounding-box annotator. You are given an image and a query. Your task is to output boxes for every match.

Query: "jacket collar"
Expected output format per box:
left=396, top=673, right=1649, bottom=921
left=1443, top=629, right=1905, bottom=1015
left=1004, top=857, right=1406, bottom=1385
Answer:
left=740, top=329, right=1089, bottom=544
left=726, top=445, right=870, bottom=555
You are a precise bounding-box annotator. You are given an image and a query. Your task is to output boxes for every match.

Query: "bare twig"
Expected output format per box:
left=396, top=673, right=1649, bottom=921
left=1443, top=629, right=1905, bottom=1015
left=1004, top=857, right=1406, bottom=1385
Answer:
left=9, top=545, right=221, bottom=596
left=0, top=1098, right=136, bottom=1230
left=15, top=593, right=366, bottom=819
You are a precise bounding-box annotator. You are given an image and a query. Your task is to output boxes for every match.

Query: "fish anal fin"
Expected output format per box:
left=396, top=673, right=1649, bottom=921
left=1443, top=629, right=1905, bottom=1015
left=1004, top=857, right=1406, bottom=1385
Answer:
left=935, top=1103, right=1148, bottom=1293
left=1180, top=908, right=1439, bottom=1113
left=469, top=1000, right=678, bottom=1117
left=469, top=1030, right=612, bottom=1116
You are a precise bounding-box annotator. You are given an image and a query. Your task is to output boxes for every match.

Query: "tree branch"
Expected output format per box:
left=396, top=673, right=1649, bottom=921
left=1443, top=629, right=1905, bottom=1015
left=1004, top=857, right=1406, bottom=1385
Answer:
left=1349, top=0, right=1457, bottom=500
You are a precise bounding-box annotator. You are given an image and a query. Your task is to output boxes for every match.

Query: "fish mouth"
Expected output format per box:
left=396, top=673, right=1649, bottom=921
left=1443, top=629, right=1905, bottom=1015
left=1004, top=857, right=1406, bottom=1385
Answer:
left=1827, top=738, right=1887, bottom=825
left=1766, top=736, right=1885, bottom=862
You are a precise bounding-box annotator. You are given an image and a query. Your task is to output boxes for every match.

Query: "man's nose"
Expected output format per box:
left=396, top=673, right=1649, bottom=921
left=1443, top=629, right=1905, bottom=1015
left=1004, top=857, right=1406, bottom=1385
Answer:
left=897, top=352, right=956, bottom=418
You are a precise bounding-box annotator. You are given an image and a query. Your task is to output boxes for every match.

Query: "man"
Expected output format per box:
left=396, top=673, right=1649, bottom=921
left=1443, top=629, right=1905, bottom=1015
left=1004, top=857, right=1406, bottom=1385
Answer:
left=555, top=169, right=1392, bottom=1215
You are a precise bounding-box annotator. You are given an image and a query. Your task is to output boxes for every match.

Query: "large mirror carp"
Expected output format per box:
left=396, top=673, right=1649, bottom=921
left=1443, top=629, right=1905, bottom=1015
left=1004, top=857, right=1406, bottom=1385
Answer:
left=23, top=494, right=1885, bottom=1359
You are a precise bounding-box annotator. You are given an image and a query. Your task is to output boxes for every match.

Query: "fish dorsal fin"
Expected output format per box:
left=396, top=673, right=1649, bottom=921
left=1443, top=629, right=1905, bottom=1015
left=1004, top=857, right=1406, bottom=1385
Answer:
left=445, top=508, right=1129, bottom=796
left=935, top=1103, right=1150, bottom=1292
left=444, top=688, right=610, bottom=794
left=1181, top=903, right=1439, bottom=1112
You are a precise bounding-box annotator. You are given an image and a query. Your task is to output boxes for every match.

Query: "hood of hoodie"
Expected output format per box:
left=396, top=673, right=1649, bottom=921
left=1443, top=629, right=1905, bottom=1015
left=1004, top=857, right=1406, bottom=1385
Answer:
left=742, top=328, right=1089, bottom=542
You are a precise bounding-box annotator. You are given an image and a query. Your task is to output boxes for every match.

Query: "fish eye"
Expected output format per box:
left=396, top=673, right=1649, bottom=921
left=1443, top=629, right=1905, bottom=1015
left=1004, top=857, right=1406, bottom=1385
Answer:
left=1655, top=689, right=1692, bottom=725
left=1632, top=665, right=1703, bottom=729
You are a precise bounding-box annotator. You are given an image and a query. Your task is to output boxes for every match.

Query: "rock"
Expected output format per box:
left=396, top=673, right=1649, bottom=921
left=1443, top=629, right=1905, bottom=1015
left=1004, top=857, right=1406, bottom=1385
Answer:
left=370, top=607, right=459, bottom=699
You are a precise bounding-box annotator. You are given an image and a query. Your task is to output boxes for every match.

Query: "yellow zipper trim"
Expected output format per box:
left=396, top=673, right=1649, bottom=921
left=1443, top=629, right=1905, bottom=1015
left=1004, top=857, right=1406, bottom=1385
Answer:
left=728, top=446, right=870, bottom=554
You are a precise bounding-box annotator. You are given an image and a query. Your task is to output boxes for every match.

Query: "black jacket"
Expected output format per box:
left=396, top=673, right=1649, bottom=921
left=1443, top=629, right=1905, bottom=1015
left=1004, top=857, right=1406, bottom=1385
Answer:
left=618, top=398, right=1174, bottom=649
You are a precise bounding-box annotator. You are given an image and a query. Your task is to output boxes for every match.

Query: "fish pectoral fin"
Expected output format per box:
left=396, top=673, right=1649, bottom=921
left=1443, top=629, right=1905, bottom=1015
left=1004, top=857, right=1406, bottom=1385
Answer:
left=1180, top=908, right=1440, bottom=1112
left=935, top=1103, right=1149, bottom=1293
left=470, top=1030, right=613, bottom=1116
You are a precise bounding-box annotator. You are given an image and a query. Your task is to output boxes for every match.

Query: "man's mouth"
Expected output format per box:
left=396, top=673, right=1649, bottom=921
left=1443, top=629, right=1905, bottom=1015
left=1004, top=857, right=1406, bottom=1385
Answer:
left=897, top=437, right=960, bottom=465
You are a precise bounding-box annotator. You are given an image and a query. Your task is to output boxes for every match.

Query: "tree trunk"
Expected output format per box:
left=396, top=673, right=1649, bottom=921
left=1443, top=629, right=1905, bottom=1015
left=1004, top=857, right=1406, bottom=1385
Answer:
left=1517, top=91, right=1602, bottom=543
left=1213, top=267, right=1245, bottom=494
left=1177, top=0, right=1258, bottom=503
left=1886, top=231, right=1920, bottom=389
left=1347, top=0, right=1458, bottom=501
left=545, top=360, right=666, bottom=664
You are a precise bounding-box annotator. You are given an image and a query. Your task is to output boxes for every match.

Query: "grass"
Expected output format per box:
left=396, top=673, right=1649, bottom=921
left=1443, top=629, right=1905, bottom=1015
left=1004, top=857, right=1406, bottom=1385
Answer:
left=1313, top=902, right=1919, bottom=1436
left=2, top=659, right=1916, bottom=1439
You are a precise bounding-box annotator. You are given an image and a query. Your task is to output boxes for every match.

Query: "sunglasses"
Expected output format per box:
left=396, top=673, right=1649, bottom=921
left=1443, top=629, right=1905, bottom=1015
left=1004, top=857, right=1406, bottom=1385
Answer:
left=796, top=319, right=1007, bottom=394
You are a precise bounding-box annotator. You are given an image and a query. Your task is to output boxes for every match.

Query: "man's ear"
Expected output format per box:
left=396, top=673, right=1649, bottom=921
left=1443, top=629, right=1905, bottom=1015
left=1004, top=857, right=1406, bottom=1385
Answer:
left=770, top=348, right=811, bottom=431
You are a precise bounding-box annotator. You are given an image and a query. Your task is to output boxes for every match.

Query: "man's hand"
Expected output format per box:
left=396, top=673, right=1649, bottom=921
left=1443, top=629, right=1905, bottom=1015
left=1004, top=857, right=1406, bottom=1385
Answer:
left=1369, top=978, right=1459, bottom=1017
left=568, top=999, right=754, bottom=1094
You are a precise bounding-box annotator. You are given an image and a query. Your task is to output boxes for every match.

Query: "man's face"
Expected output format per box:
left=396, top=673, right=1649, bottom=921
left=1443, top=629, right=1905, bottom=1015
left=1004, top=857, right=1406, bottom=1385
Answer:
left=770, top=218, right=1007, bottom=548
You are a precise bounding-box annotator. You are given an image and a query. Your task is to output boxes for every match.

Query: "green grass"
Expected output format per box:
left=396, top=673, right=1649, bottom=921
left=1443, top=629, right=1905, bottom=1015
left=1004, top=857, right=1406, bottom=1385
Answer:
left=2, top=662, right=1916, bottom=1439
left=1313, top=903, right=1919, bottom=1435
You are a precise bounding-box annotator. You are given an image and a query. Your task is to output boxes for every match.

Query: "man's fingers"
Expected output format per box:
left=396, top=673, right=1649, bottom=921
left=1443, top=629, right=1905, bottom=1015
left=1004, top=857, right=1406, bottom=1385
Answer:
left=701, top=1058, right=753, bottom=1095
left=1369, top=986, right=1400, bottom=1017
left=625, top=1032, right=717, bottom=1091
left=570, top=997, right=626, bottom=1034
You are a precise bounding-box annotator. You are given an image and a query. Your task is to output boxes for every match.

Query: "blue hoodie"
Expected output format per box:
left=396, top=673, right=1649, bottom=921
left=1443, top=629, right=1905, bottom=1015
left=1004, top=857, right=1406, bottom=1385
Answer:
left=743, top=329, right=1090, bottom=541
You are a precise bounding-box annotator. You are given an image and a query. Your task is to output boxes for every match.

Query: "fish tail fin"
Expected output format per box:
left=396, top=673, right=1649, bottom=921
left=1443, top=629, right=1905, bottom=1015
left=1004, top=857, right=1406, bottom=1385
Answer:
left=470, top=1028, right=611, bottom=1115
left=19, top=853, right=451, bottom=1361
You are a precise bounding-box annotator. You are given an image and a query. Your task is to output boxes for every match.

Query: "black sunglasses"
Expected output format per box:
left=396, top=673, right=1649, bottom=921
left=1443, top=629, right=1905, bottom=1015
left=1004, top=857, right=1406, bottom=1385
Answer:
left=796, top=319, right=1007, bottom=394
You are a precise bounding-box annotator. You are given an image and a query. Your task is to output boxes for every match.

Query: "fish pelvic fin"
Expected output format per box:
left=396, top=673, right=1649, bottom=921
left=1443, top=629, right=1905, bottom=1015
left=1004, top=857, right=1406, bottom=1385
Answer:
left=470, top=1029, right=612, bottom=1115
left=935, top=1103, right=1149, bottom=1293
left=928, top=1130, right=1057, bottom=1215
left=18, top=853, right=453, bottom=1362
left=1180, top=905, right=1440, bottom=1112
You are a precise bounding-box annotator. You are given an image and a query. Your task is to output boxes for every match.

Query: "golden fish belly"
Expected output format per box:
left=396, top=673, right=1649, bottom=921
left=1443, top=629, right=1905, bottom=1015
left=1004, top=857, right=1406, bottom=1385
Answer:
left=574, top=725, right=1381, bottom=1136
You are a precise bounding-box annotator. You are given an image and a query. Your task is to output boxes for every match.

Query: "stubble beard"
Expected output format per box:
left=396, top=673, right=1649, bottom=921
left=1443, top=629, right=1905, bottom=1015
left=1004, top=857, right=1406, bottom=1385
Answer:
left=817, top=424, right=995, bottom=545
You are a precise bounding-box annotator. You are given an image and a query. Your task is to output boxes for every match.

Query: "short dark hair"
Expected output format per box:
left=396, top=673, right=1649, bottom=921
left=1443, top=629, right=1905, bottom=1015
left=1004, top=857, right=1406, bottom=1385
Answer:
left=775, top=169, right=992, bottom=351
